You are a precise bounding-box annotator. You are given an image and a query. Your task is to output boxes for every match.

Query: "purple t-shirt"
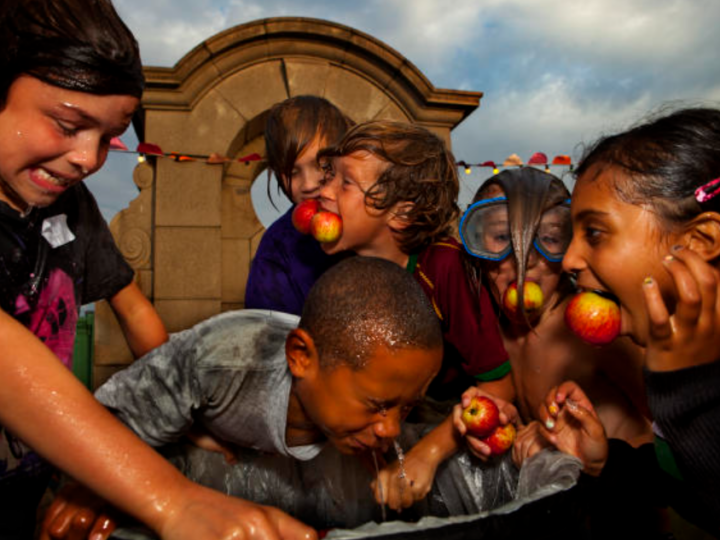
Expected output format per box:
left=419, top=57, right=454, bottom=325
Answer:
left=245, top=207, right=339, bottom=316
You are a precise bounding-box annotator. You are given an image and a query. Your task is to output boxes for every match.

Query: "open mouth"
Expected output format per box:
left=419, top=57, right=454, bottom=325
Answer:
left=31, top=168, right=75, bottom=191
left=586, top=288, right=620, bottom=306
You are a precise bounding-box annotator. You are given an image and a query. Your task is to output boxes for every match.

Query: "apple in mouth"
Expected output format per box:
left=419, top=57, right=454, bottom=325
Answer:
left=564, top=290, right=621, bottom=345
left=502, top=280, right=544, bottom=319
left=310, top=211, right=343, bottom=243
left=291, top=199, right=321, bottom=235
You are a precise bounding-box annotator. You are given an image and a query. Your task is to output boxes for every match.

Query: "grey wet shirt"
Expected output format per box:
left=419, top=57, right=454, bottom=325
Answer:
left=95, top=309, right=324, bottom=461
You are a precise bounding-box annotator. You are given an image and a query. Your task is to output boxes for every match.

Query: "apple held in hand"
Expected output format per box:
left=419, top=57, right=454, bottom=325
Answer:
left=564, top=290, right=621, bottom=346
left=502, top=280, right=544, bottom=318
left=310, top=211, right=343, bottom=243
left=292, top=199, right=321, bottom=235
left=482, top=423, right=516, bottom=456
left=461, top=396, right=500, bottom=438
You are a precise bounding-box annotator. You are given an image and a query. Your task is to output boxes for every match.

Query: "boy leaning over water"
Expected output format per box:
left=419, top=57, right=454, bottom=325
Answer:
left=46, top=256, right=443, bottom=534
left=316, top=121, right=516, bottom=511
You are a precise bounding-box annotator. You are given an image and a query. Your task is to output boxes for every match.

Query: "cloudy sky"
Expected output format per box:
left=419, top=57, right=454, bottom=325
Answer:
left=94, top=0, right=720, bottom=224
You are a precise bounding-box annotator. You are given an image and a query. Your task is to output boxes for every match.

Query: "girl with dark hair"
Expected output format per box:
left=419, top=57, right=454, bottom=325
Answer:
left=517, top=107, right=720, bottom=536
left=244, top=95, right=352, bottom=315
left=0, top=1, right=314, bottom=539
left=458, top=167, right=650, bottom=444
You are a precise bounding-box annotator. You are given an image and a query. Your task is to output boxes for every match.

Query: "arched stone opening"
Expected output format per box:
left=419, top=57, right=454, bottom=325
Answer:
left=93, top=17, right=483, bottom=387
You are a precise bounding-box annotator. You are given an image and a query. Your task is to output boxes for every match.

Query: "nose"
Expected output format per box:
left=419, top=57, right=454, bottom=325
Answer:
left=527, top=246, right=540, bottom=268
left=67, top=132, right=106, bottom=175
left=372, top=409, right=402, bottom=442
left=562, top=236, right=584, bottom=275
left=319, top=170, right=339, bottom=211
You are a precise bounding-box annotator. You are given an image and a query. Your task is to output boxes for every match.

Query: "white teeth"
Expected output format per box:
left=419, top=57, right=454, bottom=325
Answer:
left=36, top=168, right=68, bottom=186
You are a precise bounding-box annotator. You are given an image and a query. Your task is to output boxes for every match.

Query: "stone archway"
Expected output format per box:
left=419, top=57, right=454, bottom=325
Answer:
left=92, top=17, right=483, bottom=387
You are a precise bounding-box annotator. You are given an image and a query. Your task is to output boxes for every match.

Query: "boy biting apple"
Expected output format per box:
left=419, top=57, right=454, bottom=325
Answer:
left=317, top=121, right=515, bottom=512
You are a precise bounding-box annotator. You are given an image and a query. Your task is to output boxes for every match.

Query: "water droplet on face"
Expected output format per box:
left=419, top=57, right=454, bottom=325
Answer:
left=372, top=450, right=387, bottom=522
left=394, top=440, right=407, bottom=505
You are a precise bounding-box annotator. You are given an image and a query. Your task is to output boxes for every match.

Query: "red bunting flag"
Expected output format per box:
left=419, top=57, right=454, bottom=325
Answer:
left=136, top=142, right=163, bottom=156
left=110, top=137, right=128, bottom=151
left=528, top=152, right=548, bottom=165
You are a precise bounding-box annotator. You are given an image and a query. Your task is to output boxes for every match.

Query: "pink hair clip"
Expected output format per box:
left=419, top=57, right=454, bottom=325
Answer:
left=695, top=177, right=720, bottom=204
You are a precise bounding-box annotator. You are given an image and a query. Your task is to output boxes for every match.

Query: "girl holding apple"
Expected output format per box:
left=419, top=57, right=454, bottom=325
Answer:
left=518, top=107, right=720, bottom=537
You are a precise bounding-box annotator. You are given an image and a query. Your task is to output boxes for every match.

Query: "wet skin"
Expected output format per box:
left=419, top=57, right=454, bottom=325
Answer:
left=0, top=75, right=138, bottom=212
left=287, top=333, right=441, bottom=456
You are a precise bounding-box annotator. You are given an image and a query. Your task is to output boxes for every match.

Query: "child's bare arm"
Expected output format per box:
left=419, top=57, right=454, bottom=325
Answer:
left=0, top=310, right=316, bottom=540
left=372, top=415, right=461, bottom=511
left=109, top=281, right=169, bottom=358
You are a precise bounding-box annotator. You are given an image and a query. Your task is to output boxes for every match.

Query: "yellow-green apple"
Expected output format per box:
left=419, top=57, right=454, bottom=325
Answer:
left=292, top=199, right=321, bottom=235
left=502, top=280, right=544, bottom=318
left=461, top=396, right=500, bottom=438
left=482, top=423, right=516, bottom=456
left=310, top=211, right=343, bottom=243
left=564, top=290, right=621, bottom=346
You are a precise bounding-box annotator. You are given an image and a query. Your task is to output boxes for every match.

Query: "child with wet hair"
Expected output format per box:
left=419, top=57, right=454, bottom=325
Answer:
left=0, top=0, right=313, bottom=539
left=245, top=95, right=351, bottom=315
left=516, top=107, right=720, bottom=537
left=317, top=121, right=514, bottom=511
left=84, top=256, right=442, bottom=529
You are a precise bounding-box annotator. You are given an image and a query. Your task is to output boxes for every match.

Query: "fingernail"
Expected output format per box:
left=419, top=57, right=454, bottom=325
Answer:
left=663, top=254, right=674, bottom=263
left=672, top=245, right=684, bottom=252
left=545, top=418, right=555, bottom=430
left=565, top=399, right=579, bottom=412
left=549, top=403, right=559, bottom=416
left=643, top=276, right=653, bottom=286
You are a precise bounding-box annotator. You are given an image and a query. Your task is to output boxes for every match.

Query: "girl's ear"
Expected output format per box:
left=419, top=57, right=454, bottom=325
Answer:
left=685, top=212, right=720, bottom=261
left=286, top=328, right=320, bottom=378
left=388, top=201, right=414, bottom=230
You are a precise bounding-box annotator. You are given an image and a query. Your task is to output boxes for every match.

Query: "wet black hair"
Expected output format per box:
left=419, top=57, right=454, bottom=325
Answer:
left=0, top=0, right=144, bottom=103
left=576, top=107, right=720, bottom=228
left=299, top=255, right=442, bottom=370
left=265, top=95, right=352, bottom=204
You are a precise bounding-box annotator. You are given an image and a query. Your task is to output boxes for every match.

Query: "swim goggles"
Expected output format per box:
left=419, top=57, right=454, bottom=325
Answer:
left=460, top=196, right=572, bottom=262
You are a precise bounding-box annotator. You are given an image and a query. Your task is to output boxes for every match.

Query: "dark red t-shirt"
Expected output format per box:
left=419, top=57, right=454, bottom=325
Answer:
left=409, top=238, right=509, bottom=399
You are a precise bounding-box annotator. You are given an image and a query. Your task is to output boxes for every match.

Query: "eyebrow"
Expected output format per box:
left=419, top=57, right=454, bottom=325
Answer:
left=574, top=209, right=610, bottom=221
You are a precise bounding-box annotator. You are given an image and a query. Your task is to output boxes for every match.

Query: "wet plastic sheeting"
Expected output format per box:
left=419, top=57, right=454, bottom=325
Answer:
left=110, top=426, right=583, bottom=539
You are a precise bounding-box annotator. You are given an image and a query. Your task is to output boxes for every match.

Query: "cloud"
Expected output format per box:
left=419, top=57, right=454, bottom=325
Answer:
left=102, top=0, right=720, bottom=221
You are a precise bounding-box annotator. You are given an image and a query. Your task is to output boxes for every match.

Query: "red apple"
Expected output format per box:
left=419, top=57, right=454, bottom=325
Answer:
left=310, top=211, right=343, bottom=243
left=461, top=396, right=500, bottom=438
left=292, top=199, right=321, bottom=235
left=482, top=423, right=516, bottom=456
left=564, top=290, right=621, bottom=346
left=502, top=280, right=544, bottom=318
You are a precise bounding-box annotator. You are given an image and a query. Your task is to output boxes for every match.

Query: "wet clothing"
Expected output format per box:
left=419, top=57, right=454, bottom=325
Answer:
left=245, top=207, right=340, bottom=316
left=96, top=310, right=324, bottom=461
left=408, top=239, right=510, bottom=400
left=0, top=183, right=133, bottom=536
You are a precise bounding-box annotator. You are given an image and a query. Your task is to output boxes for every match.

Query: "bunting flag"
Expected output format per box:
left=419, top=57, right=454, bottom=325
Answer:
left=108, top=137, right=574, bottom=171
